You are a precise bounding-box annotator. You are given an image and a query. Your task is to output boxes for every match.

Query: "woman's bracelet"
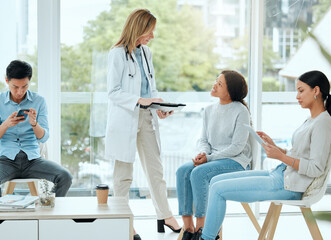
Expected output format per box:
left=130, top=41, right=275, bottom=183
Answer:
left=31, top=121, right=38, bottom=128
left=290, top=159, right=296, bottom=168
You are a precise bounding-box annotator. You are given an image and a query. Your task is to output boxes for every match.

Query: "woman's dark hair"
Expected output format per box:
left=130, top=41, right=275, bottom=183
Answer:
left=6, top=60, right=32, bottom=80
left=298, top=70, right=331, bottom=115
left=221, top=70, right=249, bottom=110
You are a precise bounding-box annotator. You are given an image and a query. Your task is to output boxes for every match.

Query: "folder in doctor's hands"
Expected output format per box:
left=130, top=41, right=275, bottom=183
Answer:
left=148, top=102, right=186, bottom=112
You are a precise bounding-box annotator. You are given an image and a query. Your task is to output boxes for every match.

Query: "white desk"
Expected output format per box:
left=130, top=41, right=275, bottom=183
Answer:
left=0, top=197, right=133, bottom=240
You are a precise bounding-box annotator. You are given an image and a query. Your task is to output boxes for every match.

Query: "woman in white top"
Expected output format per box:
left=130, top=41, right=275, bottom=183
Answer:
left=199, top=70, right=331, bottom=240
left=105, top=9, right=180, bottom=240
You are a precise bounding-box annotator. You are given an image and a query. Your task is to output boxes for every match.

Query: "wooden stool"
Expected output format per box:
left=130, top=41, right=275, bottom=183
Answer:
left=4, top=179, right=39, bottom=196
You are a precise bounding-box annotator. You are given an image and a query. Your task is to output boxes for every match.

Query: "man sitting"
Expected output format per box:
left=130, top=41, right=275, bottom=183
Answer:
left=0, top=60, right=72, bottom=196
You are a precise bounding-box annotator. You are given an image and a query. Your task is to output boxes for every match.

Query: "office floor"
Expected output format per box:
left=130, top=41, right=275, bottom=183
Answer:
left=130, top=196, right=331, bottom=240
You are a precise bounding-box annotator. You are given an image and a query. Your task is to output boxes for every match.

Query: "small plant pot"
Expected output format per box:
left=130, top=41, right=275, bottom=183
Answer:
left=39, top=193, right=55, bottom=208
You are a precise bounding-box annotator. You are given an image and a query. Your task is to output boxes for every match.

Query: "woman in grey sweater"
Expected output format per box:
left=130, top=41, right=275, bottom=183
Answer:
left=176, top=70, right=252, bottom=240
left=199, top=70, right=331, bottom=240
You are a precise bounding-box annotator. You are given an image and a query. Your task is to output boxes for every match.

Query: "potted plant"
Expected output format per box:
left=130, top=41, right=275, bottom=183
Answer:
left=39, top=179, right=56, bottom=208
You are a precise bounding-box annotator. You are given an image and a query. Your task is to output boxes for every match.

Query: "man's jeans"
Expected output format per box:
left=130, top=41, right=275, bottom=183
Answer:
left=201, top=164, right=303, bottom=240
left=176, top=159, right=247, bottom=217
left=0, top=151, right=72, bottom=197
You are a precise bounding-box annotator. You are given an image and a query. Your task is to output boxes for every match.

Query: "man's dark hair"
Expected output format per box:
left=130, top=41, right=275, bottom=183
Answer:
left=6, top=60, right=33, bottom=81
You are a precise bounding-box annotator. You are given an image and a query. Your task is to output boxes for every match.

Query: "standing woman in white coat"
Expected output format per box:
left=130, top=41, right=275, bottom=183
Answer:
left=105, top=9, right=181, bottom=240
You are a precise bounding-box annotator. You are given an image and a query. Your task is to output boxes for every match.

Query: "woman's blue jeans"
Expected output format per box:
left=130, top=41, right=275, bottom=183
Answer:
left=201, top=164, right=303, bottom=240
left=176, top=159, right=247, bottom=217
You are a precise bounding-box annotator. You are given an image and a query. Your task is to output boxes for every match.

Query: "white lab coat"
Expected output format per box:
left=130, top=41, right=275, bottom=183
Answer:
left=105, top=45, right=161, bottom=163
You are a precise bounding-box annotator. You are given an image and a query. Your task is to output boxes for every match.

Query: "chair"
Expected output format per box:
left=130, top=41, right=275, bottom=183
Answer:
left=4, top=178, right=39, bottom=196
left=234, top=151, right=331, bottom=240
left=257, top=154, right=331, bottom=240
left=3, top=142, right=48, bottom=196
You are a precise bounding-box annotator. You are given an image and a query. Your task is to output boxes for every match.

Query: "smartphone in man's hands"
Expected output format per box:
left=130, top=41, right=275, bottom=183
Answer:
left=16, top=109, right=30, bottom=119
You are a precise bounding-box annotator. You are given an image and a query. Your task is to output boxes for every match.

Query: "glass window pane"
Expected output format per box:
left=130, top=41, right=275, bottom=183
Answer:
left=0, top=0, right=38, bottom=92
left=61, top=103, right=91, bottom=188
left=61, top=0, right=110, bottom=194
left=263, top=1, right=331, bottom=92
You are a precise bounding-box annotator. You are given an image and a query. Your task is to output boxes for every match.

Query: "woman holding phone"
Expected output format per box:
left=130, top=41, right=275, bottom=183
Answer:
left=105, top=9, right=180, bottom=240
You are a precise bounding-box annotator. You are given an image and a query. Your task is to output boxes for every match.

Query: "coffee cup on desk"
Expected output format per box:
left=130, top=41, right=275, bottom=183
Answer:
left=96, top=184, right=109, bottom=204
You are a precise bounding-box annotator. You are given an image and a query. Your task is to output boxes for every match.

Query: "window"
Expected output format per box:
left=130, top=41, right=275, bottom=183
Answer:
left=0, top=0, right=38, bottom=92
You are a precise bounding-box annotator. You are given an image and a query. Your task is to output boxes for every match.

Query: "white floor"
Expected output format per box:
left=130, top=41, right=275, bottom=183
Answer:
left=130, top=195, right=331, bottom=240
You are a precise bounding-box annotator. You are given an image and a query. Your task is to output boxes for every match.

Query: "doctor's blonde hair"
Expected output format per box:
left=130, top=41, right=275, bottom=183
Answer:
left=113, top=9, right=156, bottom=55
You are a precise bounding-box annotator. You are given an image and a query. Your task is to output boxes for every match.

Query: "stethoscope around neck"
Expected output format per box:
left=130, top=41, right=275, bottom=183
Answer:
left=125, top=45, right=153, bottom=79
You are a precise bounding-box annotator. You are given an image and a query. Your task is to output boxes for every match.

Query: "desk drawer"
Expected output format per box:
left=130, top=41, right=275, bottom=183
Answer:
left=39, top=218, right=130, bottom=240
left=0, top=220, right=38, bottom=240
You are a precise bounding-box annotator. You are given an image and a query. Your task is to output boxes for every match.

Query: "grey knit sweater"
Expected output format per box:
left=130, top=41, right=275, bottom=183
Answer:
left=284, top=111, right=331, bottom=192
left=198, top=101, right=252, bottom=169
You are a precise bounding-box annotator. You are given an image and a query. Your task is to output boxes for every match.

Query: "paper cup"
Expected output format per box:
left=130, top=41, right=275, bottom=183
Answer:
left=96, top=184, right=109, bottom=204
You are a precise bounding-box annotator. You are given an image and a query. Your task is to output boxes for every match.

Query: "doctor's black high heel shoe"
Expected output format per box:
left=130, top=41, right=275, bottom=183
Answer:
left=157, top=219, right=182, bottom=233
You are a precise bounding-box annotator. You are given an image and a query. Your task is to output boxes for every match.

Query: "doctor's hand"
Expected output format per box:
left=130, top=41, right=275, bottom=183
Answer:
left=138, top=98, right=163, bottom=107
left=157, top=110, right=173, bottom=119
left=256, top=131, right=275, bottom=146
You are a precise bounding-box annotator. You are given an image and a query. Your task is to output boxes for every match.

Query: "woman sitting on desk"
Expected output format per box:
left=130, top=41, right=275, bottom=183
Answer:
left=176, top=70, right=252, bottom=240
left=199, top=70, right=331, bottom=240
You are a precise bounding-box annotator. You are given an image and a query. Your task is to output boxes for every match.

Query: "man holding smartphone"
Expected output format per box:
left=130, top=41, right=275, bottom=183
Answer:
left=0, top=60, right=72, bottom=197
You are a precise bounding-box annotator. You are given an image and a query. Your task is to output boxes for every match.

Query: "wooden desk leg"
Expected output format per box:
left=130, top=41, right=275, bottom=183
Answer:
left=301, top=207, right=323, bottom=240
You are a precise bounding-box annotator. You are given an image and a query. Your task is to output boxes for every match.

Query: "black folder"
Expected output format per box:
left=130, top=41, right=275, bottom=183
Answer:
left=149, top=102, right=186, bottom=111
